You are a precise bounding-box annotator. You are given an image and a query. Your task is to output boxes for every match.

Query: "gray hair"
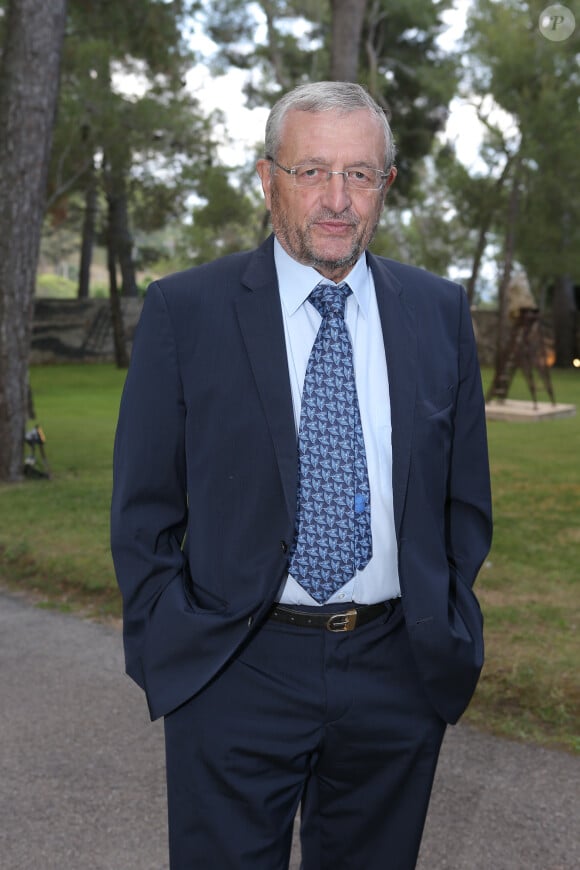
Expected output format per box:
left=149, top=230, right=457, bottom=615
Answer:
left=264, top=81, right=396, bottom=172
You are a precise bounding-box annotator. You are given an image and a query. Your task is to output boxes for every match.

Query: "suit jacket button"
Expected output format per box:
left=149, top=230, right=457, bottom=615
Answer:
left=247, top=615, right=254, bottom=628
left=280, top=540, right=288, bottom=554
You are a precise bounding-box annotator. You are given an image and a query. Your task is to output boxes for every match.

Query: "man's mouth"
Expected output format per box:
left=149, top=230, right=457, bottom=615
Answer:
left=314, top=217, right=356, bottom=234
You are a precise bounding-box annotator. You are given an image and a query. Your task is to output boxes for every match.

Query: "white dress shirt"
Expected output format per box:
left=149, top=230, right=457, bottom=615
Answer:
left=274, top=239, right=400, bottom=605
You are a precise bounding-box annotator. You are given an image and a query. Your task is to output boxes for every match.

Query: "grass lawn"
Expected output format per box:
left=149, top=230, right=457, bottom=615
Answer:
left=471, top=367, right=580, bottom=753
left=0, top=363, right=578, bottom=752
left=0, top=365, right=126, bottom=617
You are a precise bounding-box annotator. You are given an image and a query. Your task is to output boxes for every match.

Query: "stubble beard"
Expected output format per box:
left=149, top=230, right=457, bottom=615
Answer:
left=269, top=184, right=383, bottom=279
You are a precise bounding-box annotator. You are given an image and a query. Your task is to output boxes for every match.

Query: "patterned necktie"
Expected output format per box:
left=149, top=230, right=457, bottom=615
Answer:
left=288, top=281, right=372, bottom=603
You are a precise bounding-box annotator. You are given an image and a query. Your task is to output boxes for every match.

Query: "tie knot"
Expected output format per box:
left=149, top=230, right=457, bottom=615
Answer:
left=309, top=282, right=351, bottom=320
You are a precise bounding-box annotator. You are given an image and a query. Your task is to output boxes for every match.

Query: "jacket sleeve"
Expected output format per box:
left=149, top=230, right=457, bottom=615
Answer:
left=110, top=282, right=188, bottom=690
left=446, top=287, right=493, bottom=590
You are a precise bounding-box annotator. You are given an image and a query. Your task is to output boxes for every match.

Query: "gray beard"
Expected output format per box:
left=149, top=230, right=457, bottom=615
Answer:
left=269, top=187, right=382, bottom=278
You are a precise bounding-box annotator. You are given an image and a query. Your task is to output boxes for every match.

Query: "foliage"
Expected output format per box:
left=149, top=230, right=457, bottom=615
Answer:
left=371, top=152, right=494, bottom=285
left=461, top=0, right=580, bottom=357
left=36, top=273, right=78, bottom=298
left=199, top=0, right=459, bottom=196
left=407, top=0, right=580, bottom=364
left=203, top=0, right=328, bottom=90
left=53, top=0, right=204, bottom=192
left=359, top=0, right=458, bottom=195
left=46, top=0, right=219, bottom=294
left=182, top=163, right=268, bottom=263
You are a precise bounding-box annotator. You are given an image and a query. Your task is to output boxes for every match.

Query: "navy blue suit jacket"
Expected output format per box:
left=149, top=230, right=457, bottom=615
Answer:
left=111, top=235, right=492, bottom=723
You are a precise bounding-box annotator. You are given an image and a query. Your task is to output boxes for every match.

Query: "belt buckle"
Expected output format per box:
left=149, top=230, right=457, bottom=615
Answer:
left=326, top=609, right=357, bottom=632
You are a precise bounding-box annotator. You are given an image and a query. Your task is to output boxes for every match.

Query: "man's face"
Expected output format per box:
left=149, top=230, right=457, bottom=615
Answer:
left=257, top=108, right=396, bottom=283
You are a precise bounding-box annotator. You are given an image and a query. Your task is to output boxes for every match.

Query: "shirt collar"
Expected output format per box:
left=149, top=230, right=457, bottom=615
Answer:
left=274, top=237, right=371, bottom=318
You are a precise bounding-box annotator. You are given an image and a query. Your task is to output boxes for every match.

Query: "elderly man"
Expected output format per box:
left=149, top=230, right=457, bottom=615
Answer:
left=111, top=81, right=492, bottom=869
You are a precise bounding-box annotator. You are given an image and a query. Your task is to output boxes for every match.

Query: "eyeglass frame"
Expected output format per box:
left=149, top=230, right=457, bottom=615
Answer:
left=266, top=157, right=391, bottom=191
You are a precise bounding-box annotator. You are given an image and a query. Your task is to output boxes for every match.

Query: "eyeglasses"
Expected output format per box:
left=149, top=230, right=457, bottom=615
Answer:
left=267, top=158, right=389, bottom=191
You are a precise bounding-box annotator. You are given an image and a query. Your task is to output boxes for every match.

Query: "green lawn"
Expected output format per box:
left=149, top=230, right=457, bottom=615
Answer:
left=472, top=368, right=580, bottom=752
left=0, top=363, right=578, bottom=752
left=0, top=365, right=126, bottom=616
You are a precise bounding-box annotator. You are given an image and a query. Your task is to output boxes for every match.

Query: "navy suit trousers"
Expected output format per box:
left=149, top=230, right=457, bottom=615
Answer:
left=164, top=603, right=446, bottom=870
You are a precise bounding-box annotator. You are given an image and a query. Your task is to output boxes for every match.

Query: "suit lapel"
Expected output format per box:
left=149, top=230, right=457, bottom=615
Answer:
left=369, top=254, right=418, bottom=539
left=235, top=238, right=298, bottom=521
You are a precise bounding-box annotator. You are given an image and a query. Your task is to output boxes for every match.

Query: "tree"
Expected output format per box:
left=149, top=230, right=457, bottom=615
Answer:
left=360, top=0, right=456, bottom=196
left=181, top=163, right=267, bottom=264
left=371, top=154, right=478, bottom=282
left=331, top=0, right=367, bottom=81
left=40, top=0, right=218, bottom=364
left=66, top=0, right=196, bottom=302
left=78, top=159, right=97, bottom=298
left=0, top=0, right=67, bottom=482
left=202, top=0, right=457, bottom=196
left=463, top=0, right=580, bottom=366
left=46, top=1, right=217, bottom=289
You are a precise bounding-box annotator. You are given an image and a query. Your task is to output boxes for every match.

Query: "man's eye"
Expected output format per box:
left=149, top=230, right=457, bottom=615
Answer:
left=350, top=170, right=370, bottom=182
left=299, top=166, right=323, bottom=178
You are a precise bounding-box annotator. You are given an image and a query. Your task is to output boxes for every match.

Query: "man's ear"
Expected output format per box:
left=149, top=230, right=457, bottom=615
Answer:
left=379, top=166, right=397, bottom=209
left=256, top=159, right=273, bottom=210
left=385, top=166, right=397, bottom=193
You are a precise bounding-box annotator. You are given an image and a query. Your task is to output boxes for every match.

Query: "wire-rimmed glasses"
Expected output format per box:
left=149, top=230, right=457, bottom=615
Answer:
left=267, top=157, right=389, bottom=191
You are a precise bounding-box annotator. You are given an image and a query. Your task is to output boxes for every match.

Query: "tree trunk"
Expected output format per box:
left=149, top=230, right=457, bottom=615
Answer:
left=330, top=0, right=367, bottom=82
left=467, top=158, right=512, bottom=306
left=104, top=170, right=138, bottom=297
left=115, top=191, right=138, bottom=297
left=495, top=155, right=522, bottom=371
left=78, top=159, right=97, bottom=299
left=106, top=197, right=129, bottom=369
left=262, top=0, right=292, bottom=90
left=0, top=0, right=67, bottom=482
left=466, top=225, right=488, bottom=307
left=552, top=275, right=576, bottom=367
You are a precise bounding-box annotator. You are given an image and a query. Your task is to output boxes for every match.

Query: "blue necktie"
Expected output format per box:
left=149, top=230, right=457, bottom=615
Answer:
left=288, top=281, right=372, bottom=603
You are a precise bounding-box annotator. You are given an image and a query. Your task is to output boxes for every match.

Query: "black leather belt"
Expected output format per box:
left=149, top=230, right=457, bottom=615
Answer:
left=268, top=599, right=399, bottom=633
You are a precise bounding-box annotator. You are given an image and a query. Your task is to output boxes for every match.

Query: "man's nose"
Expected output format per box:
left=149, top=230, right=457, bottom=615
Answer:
left=320, top=172, right=352, bottom=211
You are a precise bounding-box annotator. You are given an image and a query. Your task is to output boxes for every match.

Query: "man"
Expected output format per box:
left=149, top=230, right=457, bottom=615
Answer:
left=111, top=81, right=492, bottom=869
